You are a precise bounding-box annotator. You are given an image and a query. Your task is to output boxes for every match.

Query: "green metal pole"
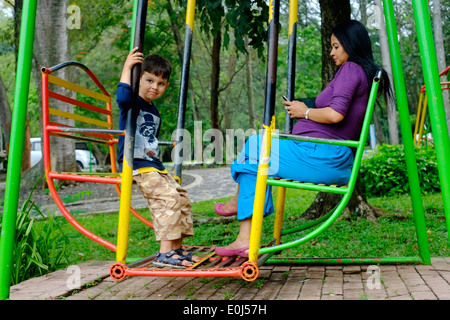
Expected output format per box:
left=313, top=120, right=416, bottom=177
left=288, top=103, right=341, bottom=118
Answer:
left=411, top=0, right=450, bottom=245
left=0, top=0, right=37, bottom=300
left=267, top=256, right=423, bottom=265
left=129, top=0, right=139, bottom=51
left=382, top=0, right=431, bottom=264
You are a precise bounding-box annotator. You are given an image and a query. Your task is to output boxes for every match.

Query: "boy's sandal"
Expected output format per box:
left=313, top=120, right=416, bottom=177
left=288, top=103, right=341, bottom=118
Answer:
left=175, top=248, right=202, bottom=263
left=152, top=250, right=188, bottom=269
left=175, top=248, right=195, bottom=262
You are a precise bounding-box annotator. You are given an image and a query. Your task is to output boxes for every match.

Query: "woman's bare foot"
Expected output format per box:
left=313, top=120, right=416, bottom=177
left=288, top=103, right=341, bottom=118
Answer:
left=222, top=187, right=239, bottom=212
left=222, top=199, right=237, bottom=213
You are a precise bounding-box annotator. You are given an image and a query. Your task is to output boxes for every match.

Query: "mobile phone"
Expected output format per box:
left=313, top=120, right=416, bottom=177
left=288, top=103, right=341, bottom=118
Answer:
left=282, top=95, right=289, bottom=101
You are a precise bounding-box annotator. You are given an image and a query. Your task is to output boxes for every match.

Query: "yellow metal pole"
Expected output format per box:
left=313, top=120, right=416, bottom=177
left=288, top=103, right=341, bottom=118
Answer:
left=116, top=0, right=147, bottom=263
left=273, top=0, right=298, bottom=245
left=414, top=92, right=424, bottom=146
left=417, top=95, right=428, bottom=147
left=273, top=188, right=286, bottom=245
left=251, top=0, right=279, bottom=262
left=186, top=0, right=195, bottom=29
left=248, top=124, right=272, bottom=263
left=116, top=160, right=133, bottom=262
left=288, top=0, right=298, bottom=36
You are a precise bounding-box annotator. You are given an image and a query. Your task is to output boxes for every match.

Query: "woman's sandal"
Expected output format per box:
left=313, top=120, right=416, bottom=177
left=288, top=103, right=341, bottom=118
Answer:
left=153, top=250, right=190, bottom=269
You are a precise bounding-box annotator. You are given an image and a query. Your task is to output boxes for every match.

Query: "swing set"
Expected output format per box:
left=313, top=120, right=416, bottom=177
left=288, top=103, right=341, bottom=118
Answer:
left=1, top=0, right=450, bottom=299
left=413, top=66, right=449, bottom=147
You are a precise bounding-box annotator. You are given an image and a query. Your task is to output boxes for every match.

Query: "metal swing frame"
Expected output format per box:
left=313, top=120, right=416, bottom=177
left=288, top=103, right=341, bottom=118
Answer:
left=3, top=0, right=450, bottom=298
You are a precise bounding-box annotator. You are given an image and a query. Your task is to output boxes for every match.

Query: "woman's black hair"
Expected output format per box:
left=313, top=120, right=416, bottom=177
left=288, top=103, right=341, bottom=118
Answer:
left=332, top=20, right=392, bottom=99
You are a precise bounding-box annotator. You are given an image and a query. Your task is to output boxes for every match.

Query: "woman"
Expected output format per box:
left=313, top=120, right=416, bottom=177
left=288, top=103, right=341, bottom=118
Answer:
left=214, top=20, right=392, bottom=258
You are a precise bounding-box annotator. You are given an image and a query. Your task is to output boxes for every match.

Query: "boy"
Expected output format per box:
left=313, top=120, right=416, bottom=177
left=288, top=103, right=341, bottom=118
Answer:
left=117, top=47, right=199, bottom=268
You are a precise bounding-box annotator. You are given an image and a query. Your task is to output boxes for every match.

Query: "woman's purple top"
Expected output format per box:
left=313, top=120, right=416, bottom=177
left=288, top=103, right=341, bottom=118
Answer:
left=292, top=61, right=369, bottom=141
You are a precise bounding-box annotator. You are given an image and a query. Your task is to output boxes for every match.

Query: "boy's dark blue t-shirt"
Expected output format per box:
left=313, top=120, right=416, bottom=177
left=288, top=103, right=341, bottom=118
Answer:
left=116, top=82, right=165, bottom=172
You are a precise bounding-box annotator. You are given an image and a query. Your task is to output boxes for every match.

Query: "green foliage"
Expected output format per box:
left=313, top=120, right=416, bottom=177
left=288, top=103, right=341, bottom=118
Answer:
left=294, top=26, right=322, bottom=98
left=29, top=188, right=449, bottom=267
left=0, top=3, right=14, bottom=54
left=359, top=144, right=440, bottom=197
left=62, top=190, right=93, bottom=204
left=0, top=178, right=70, bottom=285
left=195, top=0, right=269, bottom=57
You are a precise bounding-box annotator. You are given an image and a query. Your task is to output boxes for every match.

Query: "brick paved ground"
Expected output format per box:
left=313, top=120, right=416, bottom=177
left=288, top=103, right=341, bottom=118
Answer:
left=9, top=257, right=450, bottom=300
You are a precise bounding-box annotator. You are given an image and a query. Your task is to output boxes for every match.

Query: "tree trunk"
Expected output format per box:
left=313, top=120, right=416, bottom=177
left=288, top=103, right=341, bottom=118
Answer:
left=301, top=181, right=383, bottom=222
left=13, top=0, right=23, bottom=60
left=302, top=0, right=384, bottom=221
left=375, top=0, right=399, bottom=145
left=432, top=0, right=450, bottom=138
left=358, top=0, right=368, bottom=25
left=0, top=75, right=12, bottom=155
left=10, top=0, right=32, bottom=172
left=318, top=0, right=351, bottom=87
left=210, top=30, right=222, bottom=130
left=30, top=0, right=76, bottom=186
left=222, top=45, right=237, bottom=130
left=166, top=0, right=184, bottom=62
left=245, top=36, right=257, bottom=130
left=372, top=109, right=388, bottom=144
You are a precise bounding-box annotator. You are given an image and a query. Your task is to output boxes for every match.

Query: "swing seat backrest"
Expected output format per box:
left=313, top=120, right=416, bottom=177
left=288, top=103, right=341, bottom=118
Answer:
left=41, top=61, right=123, bottom=183
left=40, top=61, right=159, bottom=251
left=41, top=61, right=126, bottom=251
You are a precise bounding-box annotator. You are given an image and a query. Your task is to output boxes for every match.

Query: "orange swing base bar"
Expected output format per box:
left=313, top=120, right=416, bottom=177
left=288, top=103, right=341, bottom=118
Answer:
left=109, top=246, right=260, bottom=282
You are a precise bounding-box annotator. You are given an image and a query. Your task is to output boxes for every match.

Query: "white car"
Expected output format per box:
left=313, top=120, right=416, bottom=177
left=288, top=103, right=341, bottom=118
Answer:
left=30, top=137, right=98, bottom=170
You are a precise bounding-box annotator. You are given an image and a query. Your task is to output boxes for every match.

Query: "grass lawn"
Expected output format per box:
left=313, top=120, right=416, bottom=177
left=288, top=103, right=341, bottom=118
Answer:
left=45, top=187, right=449, bottom=266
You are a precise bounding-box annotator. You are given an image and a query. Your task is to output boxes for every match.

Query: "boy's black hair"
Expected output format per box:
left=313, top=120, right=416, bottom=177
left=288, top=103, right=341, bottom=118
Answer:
left=141, top=54, right=172, bottom=81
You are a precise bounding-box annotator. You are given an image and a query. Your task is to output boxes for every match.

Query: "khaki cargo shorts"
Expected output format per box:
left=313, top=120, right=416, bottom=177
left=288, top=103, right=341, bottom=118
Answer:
left=133, top=171, right=194, bottom=241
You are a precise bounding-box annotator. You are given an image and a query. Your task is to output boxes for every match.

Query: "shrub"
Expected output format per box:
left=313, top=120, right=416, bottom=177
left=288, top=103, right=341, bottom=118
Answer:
left=0, top=178, right=69, bottom=285
left=359, top=144, right=440, bottom=197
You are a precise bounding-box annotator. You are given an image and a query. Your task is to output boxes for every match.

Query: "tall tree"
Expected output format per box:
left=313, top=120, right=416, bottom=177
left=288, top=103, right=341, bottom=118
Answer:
left=318, top=0, right=351, bottom=87
left=302, top=0, right=383, bottom=221
left=244, top=36, right=257, bottom=130
left=195, top=0, right=268, bottom=131
left=0, top=74, right=11, bottom=156
left=374, top=0, right=399, bottom=145
left=0, top=0, right=77, bottom=184
left=222, top=42, right=238, bottom=131
left=31, top=0, right=76, bottom=179
left=0, top=0, right=32, bottom=173
left=431, top=0, right=450, bottom=138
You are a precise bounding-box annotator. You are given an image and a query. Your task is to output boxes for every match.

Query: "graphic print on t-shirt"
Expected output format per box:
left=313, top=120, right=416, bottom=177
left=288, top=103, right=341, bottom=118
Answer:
left=135, top=110, right=160, bottom=162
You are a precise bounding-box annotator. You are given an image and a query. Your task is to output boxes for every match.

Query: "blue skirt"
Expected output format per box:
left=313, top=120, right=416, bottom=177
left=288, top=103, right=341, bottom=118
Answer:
left=230, top=134, right=354, bottom=221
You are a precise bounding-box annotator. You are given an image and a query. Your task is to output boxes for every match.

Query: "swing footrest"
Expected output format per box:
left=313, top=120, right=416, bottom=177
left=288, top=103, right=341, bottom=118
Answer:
left=109, top=246, right=260, bottom=282
left=267, top=177, right=348, bottom=194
